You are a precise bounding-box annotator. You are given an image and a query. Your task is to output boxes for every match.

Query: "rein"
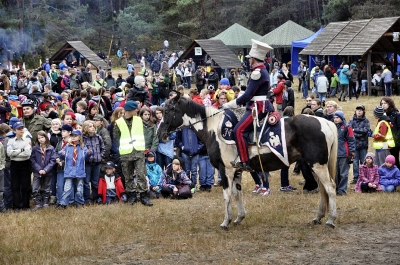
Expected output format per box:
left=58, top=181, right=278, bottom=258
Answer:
left=166, top=105, right=225, bottom=135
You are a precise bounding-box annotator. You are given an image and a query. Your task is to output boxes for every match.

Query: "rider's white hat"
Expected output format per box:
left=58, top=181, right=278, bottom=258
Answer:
left=245, top=39, right=273, bottom=61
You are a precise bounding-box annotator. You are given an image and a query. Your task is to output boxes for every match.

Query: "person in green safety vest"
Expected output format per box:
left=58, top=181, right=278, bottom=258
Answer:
left=113, top=100, right=153, bottom=206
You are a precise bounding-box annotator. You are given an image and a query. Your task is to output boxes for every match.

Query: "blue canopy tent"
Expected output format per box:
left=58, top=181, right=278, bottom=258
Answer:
left=291, top=28, right=323, bottom=75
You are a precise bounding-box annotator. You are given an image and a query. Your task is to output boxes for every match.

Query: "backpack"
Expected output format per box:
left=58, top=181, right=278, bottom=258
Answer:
left=9, top=100, right=20, bottom=119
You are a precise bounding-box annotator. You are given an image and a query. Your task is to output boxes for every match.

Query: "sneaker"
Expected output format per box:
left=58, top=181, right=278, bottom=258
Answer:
left=292, top=171, right=300, bottom=175
left=350, top=179, right=357, bottom=184
left=191, top=188, right=196, bottom=194
left=49, top=196, right=57, bottom=205
left=260, top=188, right=270, bottom=196
left=252, top=184, right=262, bottom=194
left=42, top=204, right=50, bottom=208
left=31, top=205, right=42, bottom=212
left=280, top=185, right=297, bottom=192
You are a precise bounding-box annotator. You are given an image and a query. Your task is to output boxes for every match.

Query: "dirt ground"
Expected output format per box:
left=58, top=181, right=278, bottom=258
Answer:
left=76, top=68, right=400, bottom=265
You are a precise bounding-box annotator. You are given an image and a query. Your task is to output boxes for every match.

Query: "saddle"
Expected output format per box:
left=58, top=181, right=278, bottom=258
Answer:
left=219, top=109, right=289, bottom=166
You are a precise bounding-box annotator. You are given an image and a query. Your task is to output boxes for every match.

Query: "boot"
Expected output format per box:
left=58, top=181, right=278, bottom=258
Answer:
left=127, top=192, right=138, bottom=205
left=33, top=192, right=42, bottom=208
left=0, top=200, right=6, bottom=213
left=42, top=195, right=50, bottom=208
left=49, top=196, right=57, bottom=205
left=140, top=192, right=153, bottom=206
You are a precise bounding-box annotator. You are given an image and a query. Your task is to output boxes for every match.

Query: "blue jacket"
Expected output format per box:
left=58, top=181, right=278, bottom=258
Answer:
left=336, top=121, right=355, bottom=157
left=339, top=68, right=351, bottom=85
left=176, top=127, right=204, bottom=157
left=378, top=165, right=400, bottom=186
left=146, top=152, right=164, bottom=192
left=236, top=65, right=270, bottom=110
left=59, top=143, right=89, bottom=179
left=157, top=132, right=176, bottom=159
left=30, top=144, right=56, bottom=178
left=349, top=114, right=370, bottom=150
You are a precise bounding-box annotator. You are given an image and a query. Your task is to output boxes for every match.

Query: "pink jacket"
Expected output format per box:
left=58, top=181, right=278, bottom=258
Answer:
left=355, top=164, right=382, bottom=193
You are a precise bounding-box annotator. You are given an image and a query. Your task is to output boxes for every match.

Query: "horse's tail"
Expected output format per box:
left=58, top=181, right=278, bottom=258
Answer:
left=327, top=121, right=338, bottom=182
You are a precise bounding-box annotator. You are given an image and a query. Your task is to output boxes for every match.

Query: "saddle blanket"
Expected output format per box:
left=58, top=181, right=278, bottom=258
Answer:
left=218, top=109, right=289, bottom=166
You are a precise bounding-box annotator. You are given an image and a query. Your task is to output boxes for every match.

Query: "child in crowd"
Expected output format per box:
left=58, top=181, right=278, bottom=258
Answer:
left=355, top=153, right=381, bottom=193
left=200, top=89, right=212, bottom=107
left=198, top=143, right=215, bottom=192
left=97, top=161, right=126, bottom=204
left=372, top=106, right=393, bottom=166
left=161, top=157, right=192, bottom=199
left=378, top=155, right=400, bottom=192
left=7, top=122, right=32, bottom=211
left=140, top=107, right=159, bottom=153
left=54, top=124, right=73, bottom=204
left=155, top=106, right=176, bottom=170
left=213, top=78, right=234, bottom=102
left=333, top=110, right=355, bottom=195
left=82, top=120, right=105, bottom=204
left=145, top=151, right=163, bottom=199
left=30, top=131, right=56, bottom=210
left=349, top=105, right=370, bottom=184
left=56, top=130, right=90, bottom=209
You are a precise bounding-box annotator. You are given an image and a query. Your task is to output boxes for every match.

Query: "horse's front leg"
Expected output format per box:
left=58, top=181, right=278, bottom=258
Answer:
left=220, top=167, right=234, bottom=230
left=232, top=169, right=246, bottom=226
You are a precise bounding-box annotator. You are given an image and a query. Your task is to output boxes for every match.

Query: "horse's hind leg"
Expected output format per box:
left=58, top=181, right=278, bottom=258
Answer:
left=232, top=169, right=246, bottom=226
left=311, top=164, right=337, bottom=227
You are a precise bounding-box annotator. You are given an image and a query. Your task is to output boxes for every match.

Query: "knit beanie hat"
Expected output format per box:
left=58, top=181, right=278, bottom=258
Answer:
left=373, top=106, right=384, bottom=118
left=134, top=76, right=145, bottom=86
left=220, top=78, right=229, bottom=86
left=334, top=110, right=345, bottom=121
left=385, top=155, right=395, bottom=164
left=364, top=152, right=375, bottom=163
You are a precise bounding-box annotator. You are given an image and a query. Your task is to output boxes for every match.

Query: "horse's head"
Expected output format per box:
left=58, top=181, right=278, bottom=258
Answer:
left=157, top=93, right=188, bottom=141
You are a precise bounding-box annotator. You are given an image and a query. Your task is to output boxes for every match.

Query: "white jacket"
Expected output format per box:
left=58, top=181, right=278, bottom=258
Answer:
left=316, top=76, right=329, bottom=93
left=7, top=137, right=32, bottom=161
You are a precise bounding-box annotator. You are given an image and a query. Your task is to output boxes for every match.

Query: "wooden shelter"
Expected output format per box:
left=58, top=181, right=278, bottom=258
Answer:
left=49, top=41, right=107, bottom=69
left=170, top=39, right=242, bottom=69
left=300, top=17, right=400, bottom=95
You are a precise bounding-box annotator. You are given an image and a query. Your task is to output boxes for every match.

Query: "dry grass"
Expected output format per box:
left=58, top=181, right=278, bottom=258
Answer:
left=1, top=89, right=400, bottom=264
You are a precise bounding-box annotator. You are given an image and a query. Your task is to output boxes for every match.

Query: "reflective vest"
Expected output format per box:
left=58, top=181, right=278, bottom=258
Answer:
left=373, top=120, right=395, bottom=150
left=115, top=116, right=145, bottom=154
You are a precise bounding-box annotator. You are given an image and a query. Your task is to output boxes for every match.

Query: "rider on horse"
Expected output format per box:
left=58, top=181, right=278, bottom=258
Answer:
left=222, top=39, right=274, bottom=172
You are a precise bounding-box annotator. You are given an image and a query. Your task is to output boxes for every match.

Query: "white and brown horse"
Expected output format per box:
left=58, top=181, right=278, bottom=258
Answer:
left=157, top=94, right=338, bottom=229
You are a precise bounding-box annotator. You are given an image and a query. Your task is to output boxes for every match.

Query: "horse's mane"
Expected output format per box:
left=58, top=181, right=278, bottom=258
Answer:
left=183, top=97, right=221, bottom=119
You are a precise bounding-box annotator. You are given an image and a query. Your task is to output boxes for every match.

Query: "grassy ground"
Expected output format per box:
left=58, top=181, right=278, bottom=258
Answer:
left=1, top=85, right=400, bottom=264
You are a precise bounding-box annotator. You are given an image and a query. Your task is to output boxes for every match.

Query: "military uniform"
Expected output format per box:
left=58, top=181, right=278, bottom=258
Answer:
left=223, top=39, right=273, bottom=171
left=113, top=115, right=152, bottom=206
left=22, top=114, right=52, bottom=145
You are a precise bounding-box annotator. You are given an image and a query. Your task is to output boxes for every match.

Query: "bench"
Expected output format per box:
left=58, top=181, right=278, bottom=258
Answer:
left=371, top=86, right=384, bottom=96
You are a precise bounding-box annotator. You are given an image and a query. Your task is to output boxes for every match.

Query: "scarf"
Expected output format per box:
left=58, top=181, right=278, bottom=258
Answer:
left=143, top=120, right=150, bottom=127
left=71, top=141, right=78, bottom=166
left=40, top=145, right=45, bottom=164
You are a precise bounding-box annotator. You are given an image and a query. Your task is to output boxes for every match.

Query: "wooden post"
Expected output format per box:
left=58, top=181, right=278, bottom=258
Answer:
left=367, top=51, right=372, bottom=96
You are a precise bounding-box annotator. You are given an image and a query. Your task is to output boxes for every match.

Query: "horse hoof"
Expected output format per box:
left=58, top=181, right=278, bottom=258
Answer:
left=325, top=222, right=335, bottom=229
left=233, top=221, right=241, bottom=226
left=312, top=219, right=322, bottom=225
left=220, top=225, right=229, bottom=230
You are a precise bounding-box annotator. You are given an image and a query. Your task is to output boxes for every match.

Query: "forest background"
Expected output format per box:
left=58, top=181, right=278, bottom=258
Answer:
left=1, top=0, right=400, bottom=67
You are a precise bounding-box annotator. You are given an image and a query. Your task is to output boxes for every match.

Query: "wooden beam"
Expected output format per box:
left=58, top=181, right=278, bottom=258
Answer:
left=367, top=51, right=371, bottom=96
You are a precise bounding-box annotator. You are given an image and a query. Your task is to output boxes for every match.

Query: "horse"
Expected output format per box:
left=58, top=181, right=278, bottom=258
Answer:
left=157, top=94, right=338, bottom=229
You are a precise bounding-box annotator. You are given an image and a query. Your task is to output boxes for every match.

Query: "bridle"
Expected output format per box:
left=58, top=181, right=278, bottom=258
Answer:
left=162, top=99, right=225, bottom=135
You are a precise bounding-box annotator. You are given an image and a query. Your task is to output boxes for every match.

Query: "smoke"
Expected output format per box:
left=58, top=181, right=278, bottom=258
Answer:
left=0, top=27, right=44, bottom=67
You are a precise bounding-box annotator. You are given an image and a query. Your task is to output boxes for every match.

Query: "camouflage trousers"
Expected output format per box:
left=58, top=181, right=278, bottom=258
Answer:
left=121, top=151, right=148, bottom=193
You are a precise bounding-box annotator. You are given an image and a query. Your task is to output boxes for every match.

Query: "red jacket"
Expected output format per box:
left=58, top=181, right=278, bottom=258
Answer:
left=98, top=176, right=125, bottom=203
left=272, top=80, right=285, bottom=104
